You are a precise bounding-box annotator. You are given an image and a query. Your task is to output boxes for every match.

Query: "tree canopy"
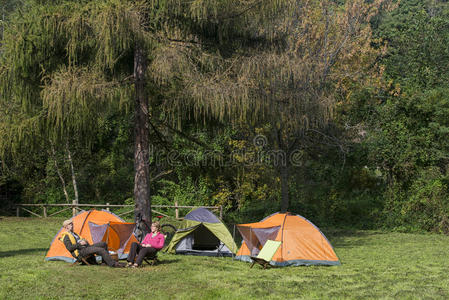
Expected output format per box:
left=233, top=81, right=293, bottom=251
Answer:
left=2, top=0, right=449, bottom=234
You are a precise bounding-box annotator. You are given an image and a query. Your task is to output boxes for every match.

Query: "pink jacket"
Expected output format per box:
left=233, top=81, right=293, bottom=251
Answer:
left=141, top=232, right=165, bottom=250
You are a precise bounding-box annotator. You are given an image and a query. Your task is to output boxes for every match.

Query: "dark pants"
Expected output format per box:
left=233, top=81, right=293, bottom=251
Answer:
left=127, top=242, right=157, bottom=266
left=79, top=242, right=116, bottom=267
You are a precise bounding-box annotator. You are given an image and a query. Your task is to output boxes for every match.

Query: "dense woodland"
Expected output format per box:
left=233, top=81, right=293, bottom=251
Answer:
left=1, top=0, right=449, bottom=233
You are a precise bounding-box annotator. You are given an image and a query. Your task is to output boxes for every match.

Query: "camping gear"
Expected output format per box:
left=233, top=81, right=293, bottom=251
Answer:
left=235, top=212, right=340, bottom=266
left=249, top=240, right=282, bottom=269
left=165, top=207, right=238, bottom=256
left=45, top=209, right=138, bottom=263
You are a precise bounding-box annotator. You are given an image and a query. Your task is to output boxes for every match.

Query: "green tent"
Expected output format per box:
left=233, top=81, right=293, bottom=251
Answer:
left=166, top=207, right=237, bottom=256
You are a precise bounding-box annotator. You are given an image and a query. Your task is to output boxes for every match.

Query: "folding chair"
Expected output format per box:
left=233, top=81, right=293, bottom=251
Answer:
left=250, top=240, right=282, bottom=269
left=143, top=251, right=160, bottom=266
left=71, top=255, right=96, bottom=266
left=59, top=235, right=97, bottom=266
left=216, top=243, right=226, bottom=257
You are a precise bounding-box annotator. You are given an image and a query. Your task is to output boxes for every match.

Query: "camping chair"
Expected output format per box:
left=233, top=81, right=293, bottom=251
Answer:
left=216, top=242, right=226, bottom=257
left=141, top=243, right=164, bottom=266
left=143, top=250, right=160, bottom=266
left=71, top=254, right=96, bottom=266
left=250, top=240, right=282, bottom=269
left=58, top=236, right=97, bottom=266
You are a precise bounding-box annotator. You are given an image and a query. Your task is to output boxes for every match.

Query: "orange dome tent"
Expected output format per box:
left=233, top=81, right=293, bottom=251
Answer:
left=45, top=210, right=138, bottom=263
left=235, top=212, right=340, bottom=266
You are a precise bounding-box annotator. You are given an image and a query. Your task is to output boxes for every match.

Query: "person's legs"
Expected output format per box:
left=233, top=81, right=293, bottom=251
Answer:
left=135, top=247, right=157, bottom=266
left=127, top=242, right=142, bottom=264
left=91, top=241, right=108, bottom=251
left=85, top=255, right=98, bottom=265
left=80, top=246, right=116, bottom=267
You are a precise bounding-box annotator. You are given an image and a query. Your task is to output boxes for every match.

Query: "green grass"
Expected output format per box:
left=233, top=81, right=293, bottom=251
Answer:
left=1, top=217, right=449, bottom=299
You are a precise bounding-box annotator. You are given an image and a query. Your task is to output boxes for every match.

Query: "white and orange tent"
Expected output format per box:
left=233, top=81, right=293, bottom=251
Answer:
left=235, top=212, right=340, bottom=266
left=45, top=209, right=138, bottom=263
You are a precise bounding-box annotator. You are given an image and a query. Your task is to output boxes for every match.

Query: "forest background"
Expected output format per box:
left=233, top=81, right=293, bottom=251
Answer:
left=1, top=0, right=449, bottom=234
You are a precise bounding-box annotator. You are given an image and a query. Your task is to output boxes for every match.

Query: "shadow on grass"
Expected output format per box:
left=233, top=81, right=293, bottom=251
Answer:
left=123, top=258, right=180, bottom=268
left=0, top=248, right=48, bottom=258
left=153, top=258, right=180, bottom=265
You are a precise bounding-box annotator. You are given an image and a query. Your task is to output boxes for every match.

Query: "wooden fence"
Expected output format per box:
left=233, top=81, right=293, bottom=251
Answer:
left=15, top=202, right=223, bottom=220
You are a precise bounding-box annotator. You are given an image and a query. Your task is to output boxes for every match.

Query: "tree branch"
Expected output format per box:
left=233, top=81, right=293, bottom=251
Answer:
left=159, top=122, right=212, bottom=149
left=150, top=169, right=173, bottom=182
left=148, top=118, right=171, bottom=153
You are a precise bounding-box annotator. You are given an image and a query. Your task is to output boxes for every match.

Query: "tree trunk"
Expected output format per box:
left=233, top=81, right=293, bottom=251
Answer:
left=49, top=141, right=70, bottom=203
left=66, top=143, right=78, bottom=205
left=279, top=163, right=289, bottom=213
left=274, top=127, right=290, bottom=213
left=133, top=42, right=151, bottom=227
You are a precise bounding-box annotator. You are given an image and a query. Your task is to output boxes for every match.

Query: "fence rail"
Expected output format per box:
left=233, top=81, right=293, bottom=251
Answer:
left=15, top=203, right=223, bottom=219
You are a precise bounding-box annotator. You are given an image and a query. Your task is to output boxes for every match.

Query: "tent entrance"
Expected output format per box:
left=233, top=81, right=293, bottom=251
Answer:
left=174, top=224, right=232, bottom=256
left=166, top=207, right=238, bottom=256
left=237, top=225, right=281, bottom=256
left=192, top=224, right=220, bottom=250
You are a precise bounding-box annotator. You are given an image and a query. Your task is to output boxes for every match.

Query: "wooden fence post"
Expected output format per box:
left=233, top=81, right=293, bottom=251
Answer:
left=106, top=203, right=110, bottom=211
left=175, top=201, right=178, bottom=219
left=43, top=205, right=47, bottom=218
left=16, top=206, right=20, bottom=217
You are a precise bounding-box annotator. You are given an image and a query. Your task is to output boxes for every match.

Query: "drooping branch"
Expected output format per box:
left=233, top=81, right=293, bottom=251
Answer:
left=41, top=66, right=129, bottom=141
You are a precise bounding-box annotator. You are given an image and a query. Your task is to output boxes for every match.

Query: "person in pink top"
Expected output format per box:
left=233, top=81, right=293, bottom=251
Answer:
left=126, top=221, right=165, bottom=268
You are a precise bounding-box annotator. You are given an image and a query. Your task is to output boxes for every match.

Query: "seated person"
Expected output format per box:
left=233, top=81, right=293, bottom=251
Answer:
left=126, top=221, right=165, bottom=268
left=61, top=219, right=123, bottom=268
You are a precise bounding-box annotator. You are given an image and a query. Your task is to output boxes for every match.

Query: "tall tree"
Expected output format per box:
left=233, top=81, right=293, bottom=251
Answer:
left=0, top=0, right=286, bottom=223
left=161, top=0, right=393, bottom=211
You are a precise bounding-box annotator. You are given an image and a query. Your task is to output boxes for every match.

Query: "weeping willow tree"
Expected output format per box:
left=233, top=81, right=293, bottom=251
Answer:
left=0, top=0, right=290, bottom=221
left=153, top=0, right=394, bottom=211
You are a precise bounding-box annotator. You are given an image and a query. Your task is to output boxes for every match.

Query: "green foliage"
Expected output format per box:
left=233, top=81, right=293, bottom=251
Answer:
left=406, top=167, right=449, bottom=233
left=376, top=0, right=449, bottom=89
left=149, top=125, right=278, bottom=220
left=2, top=0, right=449, bottom=234
left=358, top=0, right=449, bottom=232
left=285, top=138, right=385, bottom=229
left=384, top=167, right=449, bottom=233
left=367, top=88, right=449, bottom=181
left=153, top=177, right=212, bottom=207
left=359, top=88, right=449, bottom=232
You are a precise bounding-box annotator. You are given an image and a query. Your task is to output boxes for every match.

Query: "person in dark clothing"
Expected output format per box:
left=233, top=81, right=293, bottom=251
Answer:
left=61, top=219, right=123, bottom=268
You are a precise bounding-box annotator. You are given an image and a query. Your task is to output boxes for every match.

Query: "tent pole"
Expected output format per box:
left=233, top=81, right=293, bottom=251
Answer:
left=105, top=224, right=110, bottom=245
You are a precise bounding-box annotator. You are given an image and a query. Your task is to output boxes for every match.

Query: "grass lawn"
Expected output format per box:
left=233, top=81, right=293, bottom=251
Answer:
left=1, top=217, right=449, bottom=299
